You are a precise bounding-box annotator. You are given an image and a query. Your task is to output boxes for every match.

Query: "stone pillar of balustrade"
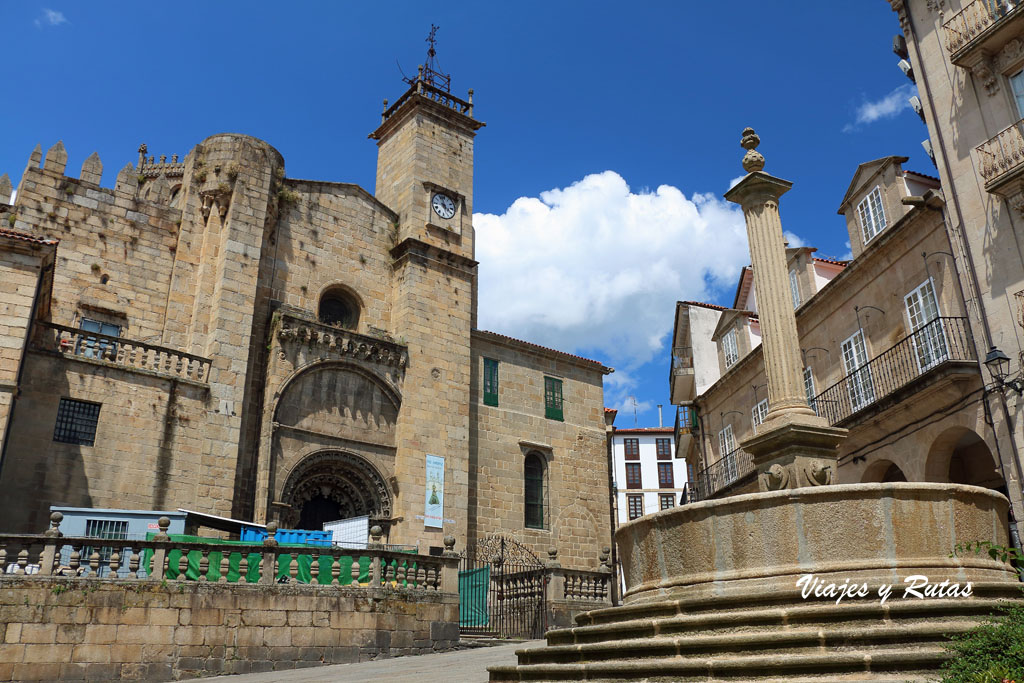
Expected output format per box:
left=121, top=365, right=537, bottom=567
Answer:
left=724, top=128, right=848, bottom=492
left=440, top=534, right=460, bottom=595
left=259, top=521, right=278, bottom=585
left=38, top=512, right=63, bottom=576
left=543, top=547, right=565, bottom=604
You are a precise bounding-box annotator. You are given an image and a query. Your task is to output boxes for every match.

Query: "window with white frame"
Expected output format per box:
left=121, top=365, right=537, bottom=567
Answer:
left=905, top=279, right=948, bottom=371
left=841, top=330, right=875, bottom=412
left=804, top=367, right=817, bottom=414
left=857, top=187, right=887, bottom=245
left=789, top=269, right=801, bottom=309
left=751, top=398, right=769, bottom=433
left=718, top=424, right=738, bottom=483
left=722, top=328, right=739, bottom=368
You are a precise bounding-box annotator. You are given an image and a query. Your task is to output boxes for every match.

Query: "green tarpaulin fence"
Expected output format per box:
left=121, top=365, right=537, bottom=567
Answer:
left=458, top=565, right=490, bottom=627
left=141, top=534, right=417, bottom=584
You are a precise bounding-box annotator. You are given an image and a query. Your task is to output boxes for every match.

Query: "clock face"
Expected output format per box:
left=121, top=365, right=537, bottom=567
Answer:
left=431, top=193, right=456, bottom=220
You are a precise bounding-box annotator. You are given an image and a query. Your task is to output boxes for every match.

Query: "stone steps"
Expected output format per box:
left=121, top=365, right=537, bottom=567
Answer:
left=520, top=621, right=976, bottom=665
left=549, top=594, right=1017, bottom=646
left=488, top=646, right=949, bottom=681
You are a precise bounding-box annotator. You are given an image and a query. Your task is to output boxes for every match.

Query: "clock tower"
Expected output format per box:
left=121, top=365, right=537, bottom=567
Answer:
left=370, top=28, right=485, bottom=549
left=370, top=34, right=484, bottom=262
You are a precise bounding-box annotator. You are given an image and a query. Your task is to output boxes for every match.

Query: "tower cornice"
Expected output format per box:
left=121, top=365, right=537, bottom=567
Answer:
left=369, top=83, right=485, bottom=142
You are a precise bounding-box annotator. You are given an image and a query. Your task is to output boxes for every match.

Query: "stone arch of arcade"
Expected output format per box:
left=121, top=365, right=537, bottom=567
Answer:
left=925, top=426, right=1004, bottom=491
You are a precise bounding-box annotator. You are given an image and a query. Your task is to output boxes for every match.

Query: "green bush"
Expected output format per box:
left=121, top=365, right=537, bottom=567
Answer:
left=940, top=603, right=1024, bottom=682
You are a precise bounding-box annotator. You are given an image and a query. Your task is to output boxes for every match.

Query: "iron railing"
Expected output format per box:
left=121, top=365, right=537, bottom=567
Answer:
left=691, top=447, right=754, bottom=502
left=812, top=317, right=975, bottom=426
left=943, top=0, right=1020, bottom=55
left=976, top=117, right=1024, bottom=188
left=32, top=321, right=211, bottom=383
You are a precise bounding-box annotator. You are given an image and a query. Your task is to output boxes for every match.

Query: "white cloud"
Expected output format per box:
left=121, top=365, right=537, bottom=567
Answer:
left=35, top=9, right=68, bottom=27
left=840, top=241, right=853, bottom=260
left=784, top=231, right=805, bottom=248
left=844, top=84, right=916, bottom=132
left=474, top=171, right=750, bottom=371
left=728, top=175, right=746, bottom=189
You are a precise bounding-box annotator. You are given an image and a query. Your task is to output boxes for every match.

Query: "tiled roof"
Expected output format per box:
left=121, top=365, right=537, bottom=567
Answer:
left=604, top=407, right=618, bottom=414
left=613, top=427, right=674, bottom=434
left=813, top=256, right=849, bottom=267
left=473, top=329, right=611, bottom=370
left=905, top=169, right=941, bottom=183
left=0, top=227, right=58, bottom=246
left=680, top=300, right=727, bottom=311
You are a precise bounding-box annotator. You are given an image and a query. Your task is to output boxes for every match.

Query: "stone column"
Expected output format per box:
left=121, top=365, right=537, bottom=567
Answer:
left=724, top=129, right=847, bottom=492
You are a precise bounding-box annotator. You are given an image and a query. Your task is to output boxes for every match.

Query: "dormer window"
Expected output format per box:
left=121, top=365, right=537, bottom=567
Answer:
left=722, top=328, right=739, bottom=368
left=789, top=269, right=801, bottom=309
left=857, top=186, right=887, bottom=245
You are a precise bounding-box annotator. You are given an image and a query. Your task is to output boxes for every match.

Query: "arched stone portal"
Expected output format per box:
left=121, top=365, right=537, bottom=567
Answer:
left=278, top=451, right=392, bottom=531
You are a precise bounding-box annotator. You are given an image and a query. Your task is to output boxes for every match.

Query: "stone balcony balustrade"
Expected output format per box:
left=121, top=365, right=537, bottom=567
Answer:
left=32, top=320, right=212, bottom=384
left=380, top=75, right=474, bottom=125
left=275, top=311, right=408, bottom=370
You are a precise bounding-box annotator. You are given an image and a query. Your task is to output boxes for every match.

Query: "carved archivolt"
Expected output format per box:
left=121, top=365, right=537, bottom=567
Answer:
left=279, top=450, right=392, bottom=528
left=997, top=38, right=1024, bottom=74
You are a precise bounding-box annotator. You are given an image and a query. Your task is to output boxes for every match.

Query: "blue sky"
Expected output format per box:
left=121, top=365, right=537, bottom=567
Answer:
left=1, top=2, right=927, bottom=427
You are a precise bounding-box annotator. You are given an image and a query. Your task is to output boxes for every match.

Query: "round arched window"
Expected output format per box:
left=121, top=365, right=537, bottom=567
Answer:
left=318, top=290, right=359, bottom=329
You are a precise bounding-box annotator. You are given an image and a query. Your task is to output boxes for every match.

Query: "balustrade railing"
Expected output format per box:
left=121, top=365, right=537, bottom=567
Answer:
left=943, top=0, right=1019, bottom=55
left=381, top=78, right=474, bottom=124
left=976, top=118, right=1024, bottom=188
left=0, top=515, right=455, bottom=594
left=33, top=321, right=211, bottom=383
left=562, top=569, right=610, bottom=602
left=812, top=317, right=975, bottom=426
left=692, top=447, right=754, bottom=502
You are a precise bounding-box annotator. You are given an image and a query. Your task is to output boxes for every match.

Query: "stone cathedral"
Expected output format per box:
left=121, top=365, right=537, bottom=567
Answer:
left=0, top=67, right=612, bottom=570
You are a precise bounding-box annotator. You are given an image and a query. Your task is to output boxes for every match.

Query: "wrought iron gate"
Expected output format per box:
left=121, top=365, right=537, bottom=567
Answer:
left=458, top=536, right=547, bottom=638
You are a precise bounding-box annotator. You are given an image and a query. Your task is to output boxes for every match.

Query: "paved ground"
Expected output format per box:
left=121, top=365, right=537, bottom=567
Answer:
left=213, top=641, right=544, bottom=682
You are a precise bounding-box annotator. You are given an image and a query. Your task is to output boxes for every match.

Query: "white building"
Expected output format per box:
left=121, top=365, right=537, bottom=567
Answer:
left=610, top=427, right=688, bottom=524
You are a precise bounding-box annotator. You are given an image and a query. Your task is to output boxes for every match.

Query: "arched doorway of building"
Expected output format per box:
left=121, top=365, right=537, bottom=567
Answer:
left=278, top=450, right=392, bottom=531
left=862, top=459, right=908, bottom=483
left=925, top=427, right=1004, bottom=490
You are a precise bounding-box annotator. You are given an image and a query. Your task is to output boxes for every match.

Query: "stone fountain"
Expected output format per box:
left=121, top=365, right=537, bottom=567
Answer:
left=489, top=131, right=1024, bottom=682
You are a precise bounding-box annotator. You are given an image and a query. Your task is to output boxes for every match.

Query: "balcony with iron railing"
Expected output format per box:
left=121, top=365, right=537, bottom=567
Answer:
left=31, top=321, right=211, bottom=384
left=976, top=118, right=1024, bottom=193
left=812, top=317, right=977, bottom=427
left=673, top=404, right=698, bottom=458
left=943, top=0, right=1023, bottom=63
left=669, top=345, right=695, bottom=404
left=688, top=447, right=755, bottom=503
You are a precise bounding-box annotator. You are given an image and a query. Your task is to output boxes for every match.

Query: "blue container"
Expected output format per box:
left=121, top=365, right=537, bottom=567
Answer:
left=239, top=525, right=332, bottom=546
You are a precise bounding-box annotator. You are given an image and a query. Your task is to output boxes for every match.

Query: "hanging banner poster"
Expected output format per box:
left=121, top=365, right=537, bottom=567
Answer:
left=424, top=454, right=445, bottom=528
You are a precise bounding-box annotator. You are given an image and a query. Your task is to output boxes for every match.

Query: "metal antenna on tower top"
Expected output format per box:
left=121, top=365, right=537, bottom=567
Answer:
left=404, top=24, right=452, bottom=93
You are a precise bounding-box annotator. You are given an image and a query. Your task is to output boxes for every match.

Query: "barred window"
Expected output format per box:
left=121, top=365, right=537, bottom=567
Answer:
left=623, top=438, right=639, bottom=460
left=53, top=398, right=101, bottom=446
left=656, top=438, right=671, bottom=460
left=84, top=519, right=128, bottom=563
left=627, top=494, right=644, bottom=520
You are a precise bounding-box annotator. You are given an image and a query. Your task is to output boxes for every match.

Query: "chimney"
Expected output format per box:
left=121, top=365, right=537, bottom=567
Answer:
left=658, top=405, right=663, bottom=428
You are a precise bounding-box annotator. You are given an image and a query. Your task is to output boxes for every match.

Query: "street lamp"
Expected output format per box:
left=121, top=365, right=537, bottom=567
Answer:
left=984, top=345, right=1024, bottom=395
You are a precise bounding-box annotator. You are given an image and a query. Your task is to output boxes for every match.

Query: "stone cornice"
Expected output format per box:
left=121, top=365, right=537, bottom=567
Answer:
left=369, top=88, right=485, bottom=143
left=275, top=310, right=408, bottom=370
left=724, top=171, right=793, bottom=207
left=389, top=237, right=478, bottom=274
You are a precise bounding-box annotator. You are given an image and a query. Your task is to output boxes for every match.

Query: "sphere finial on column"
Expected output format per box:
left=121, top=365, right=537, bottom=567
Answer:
left=741, top=127, right=765, bottom=173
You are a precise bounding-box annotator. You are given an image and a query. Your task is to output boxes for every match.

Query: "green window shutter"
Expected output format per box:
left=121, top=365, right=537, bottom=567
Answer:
left=483, top=358, right=499, bottom=406
left=544, top=377, right=563, bottom=421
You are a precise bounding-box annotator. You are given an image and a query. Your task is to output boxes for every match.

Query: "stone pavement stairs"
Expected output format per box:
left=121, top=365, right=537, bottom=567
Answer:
left=488, top=581, right=1024, bottom=681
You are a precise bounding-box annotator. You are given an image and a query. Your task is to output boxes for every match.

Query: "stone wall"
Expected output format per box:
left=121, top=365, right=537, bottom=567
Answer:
left=468, top=331, right=612, bottom=569
left=0, top=354, right=211, bottom=532
left=0, top=577, right=459, bottom=681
